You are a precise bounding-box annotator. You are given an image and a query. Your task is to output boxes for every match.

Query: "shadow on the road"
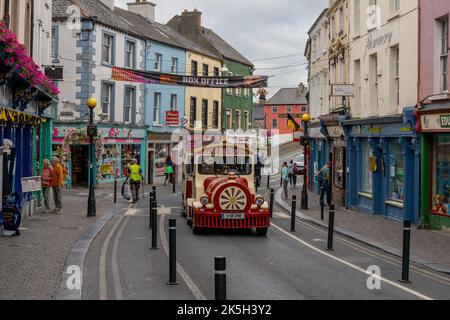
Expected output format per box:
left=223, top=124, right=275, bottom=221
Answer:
left=193, top=228, right=262, bottom=237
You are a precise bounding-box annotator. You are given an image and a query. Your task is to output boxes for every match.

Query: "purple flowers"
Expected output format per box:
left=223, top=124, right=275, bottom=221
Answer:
left=0, top=20, right=59, bottom=97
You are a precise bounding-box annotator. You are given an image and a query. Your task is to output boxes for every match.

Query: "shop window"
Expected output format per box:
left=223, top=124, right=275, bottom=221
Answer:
left=389, top=141, right=404, bottom=202
left=432, top=134, right=450, bottom=215
left=361, top=141, right=373, bottom=193
left=99, top=145, right=121, bottom=182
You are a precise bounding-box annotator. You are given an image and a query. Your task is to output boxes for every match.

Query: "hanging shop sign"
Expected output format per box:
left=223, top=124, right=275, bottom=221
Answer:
left=111, top=66, right=269, bottom=88
left=327, top=126, right=345, bottom=138
left=331, top=84, right=354, bottom=97
left=419, top=113, right=450, bottom=132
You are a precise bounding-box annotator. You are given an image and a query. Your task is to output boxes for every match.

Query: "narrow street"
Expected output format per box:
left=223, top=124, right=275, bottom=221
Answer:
left=80, top=148, right=450, bottom=300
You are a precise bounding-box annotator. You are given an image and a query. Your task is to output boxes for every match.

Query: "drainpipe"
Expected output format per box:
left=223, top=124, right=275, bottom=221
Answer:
left=30, top=0, right=34, bottom=60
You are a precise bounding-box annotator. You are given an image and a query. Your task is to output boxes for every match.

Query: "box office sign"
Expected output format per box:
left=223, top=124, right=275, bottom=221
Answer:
left=420, top=114, right=450, bottom=132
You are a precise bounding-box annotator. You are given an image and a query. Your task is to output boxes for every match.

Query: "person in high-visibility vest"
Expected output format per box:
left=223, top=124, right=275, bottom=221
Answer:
left=129, top=159, right=143, bottom=203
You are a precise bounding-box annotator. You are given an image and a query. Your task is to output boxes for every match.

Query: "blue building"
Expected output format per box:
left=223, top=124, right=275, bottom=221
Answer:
left=115, top=8, right=188, bottom=184
left=342, top=108, right=420, bottom=224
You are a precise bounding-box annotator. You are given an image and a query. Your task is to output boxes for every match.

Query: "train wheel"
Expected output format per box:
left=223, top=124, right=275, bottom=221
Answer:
left=191, top=213, right=202, bottom=235
left=256, top=228, right=268, bottom=236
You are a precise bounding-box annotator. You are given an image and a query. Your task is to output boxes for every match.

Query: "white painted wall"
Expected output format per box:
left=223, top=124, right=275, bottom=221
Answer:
left=32, top=0, right=52, bottom=67
left=349, top=0, right=419, bottom=118
left=308, top=13, right=330, bottom=121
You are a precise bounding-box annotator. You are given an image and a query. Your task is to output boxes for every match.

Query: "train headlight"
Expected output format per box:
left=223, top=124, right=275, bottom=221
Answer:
left=200, top=195, right=209, bottom=206
left=255, top=196, right=265, bottom=207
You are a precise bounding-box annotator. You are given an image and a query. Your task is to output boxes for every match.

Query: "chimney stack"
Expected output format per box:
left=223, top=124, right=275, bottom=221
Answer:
left=298, top=82, right=305, bottom=94
left=127, top=0, right=156, bottom=21
left=180, top=9, right=202, bottom=34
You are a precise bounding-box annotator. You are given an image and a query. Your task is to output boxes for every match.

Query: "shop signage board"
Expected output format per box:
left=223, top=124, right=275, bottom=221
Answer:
left=327, top=126, right=344, bottom=138
left=21, top=176, right=42, bottom=193
left=166, top=111, right=180, bottom=126
left=331, top=84, right=354, bottom=97
left=420, top=114, right=450, bottom=132
left=360, top=126, right=382, bottom=135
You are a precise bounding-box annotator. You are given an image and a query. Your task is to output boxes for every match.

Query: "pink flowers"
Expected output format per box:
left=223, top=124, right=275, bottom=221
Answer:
left=0, top=20, right=59, bottom=97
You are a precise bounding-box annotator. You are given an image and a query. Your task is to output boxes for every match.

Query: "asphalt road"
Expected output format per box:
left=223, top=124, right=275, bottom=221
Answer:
left=81, top=147, right=450, bottom=300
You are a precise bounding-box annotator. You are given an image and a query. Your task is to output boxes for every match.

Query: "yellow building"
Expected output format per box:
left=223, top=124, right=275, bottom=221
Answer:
left=185, top=50, right=222, bottom=130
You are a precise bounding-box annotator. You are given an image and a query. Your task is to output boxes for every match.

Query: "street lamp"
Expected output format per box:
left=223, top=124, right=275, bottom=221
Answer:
left=86, top=98, right=97, bottom=217
left=300, top=113, right=311, bottom=210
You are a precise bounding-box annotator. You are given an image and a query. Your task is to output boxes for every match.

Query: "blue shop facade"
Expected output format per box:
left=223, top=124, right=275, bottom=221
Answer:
left=307, top=122, right=329, bottom=196
left=342, top=108, right=420, bottom=224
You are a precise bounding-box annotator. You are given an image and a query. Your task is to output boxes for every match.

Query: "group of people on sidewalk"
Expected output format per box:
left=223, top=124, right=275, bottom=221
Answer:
left=41, top=157, right=64, bottom=214
left=281, top=159, right=332, bottom=207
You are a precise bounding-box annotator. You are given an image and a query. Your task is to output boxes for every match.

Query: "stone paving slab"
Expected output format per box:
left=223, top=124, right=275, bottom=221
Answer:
left=275, top=186, right=450, bottom=274
left=0, top=188, right=117, bottom=300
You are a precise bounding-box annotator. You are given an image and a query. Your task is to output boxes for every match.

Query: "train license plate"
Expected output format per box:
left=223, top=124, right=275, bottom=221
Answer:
left=222, top=213, right=245, bottom=220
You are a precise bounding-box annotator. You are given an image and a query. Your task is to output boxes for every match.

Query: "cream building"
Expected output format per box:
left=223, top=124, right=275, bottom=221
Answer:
left=185, top=50, right=222, bottom=130
left=343, top=0, right=420, bottom=223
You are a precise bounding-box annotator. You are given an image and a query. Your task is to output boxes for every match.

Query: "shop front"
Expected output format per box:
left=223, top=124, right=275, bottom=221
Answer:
left=52, top=123, right=147, bottom=189
left=342, top=108, right=420, bottom=224
left=320, top=114, right=346, bottom=207
left=416, top=104, right=450, bottom=230
left=307, top=122, right=329, bottom=195
left=147, top=133, right=179, bottom=185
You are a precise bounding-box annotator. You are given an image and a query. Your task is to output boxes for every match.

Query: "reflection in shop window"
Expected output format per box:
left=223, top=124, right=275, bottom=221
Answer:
left=361, top=141, right=373, bottom=193
left=389, top=141, right=404, bottom=202
left=433, top=134, right=450, bottom=215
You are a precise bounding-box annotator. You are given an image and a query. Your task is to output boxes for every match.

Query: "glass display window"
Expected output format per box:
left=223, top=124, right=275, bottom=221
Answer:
left=334, top=147, right=344, bottom=188
left=361, top=140, right=373, bottom=193
left=122, top=144, right=141, bottom=177
left=389, top=141, right=404, bottom=202
left=99, top=145, right=120, bottom=181
left=432, top=134, right=450, bottom=215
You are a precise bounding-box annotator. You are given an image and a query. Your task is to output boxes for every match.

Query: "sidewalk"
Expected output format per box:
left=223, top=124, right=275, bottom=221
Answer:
left=0, top=188, right=117, bottom=299
left=275, top=185, right=450, bottom=274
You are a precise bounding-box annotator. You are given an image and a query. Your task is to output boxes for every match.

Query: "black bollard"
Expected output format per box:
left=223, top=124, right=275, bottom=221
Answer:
left=327, top=204, right=335, bottom=251
left=149, top=191, right=154, bottom=230
left=152, top=186, right=157, bottom=202
left=267, top=174, right=270, bottom=189
left=172, top=175, right=176, bottom=194
left=320, top=200, right=324, bottom=221
left=114, top=179, right=117, bottom=203
left=167, top=218, right=179, bottom=286
left=400, top=220, right=412, bottom=283
left=151, top=201, right=158, bottom=250
left=269, top=188, right=274, bottom=219
left=215, top=257, right=226, bottom=301
left=290, top=195, right=297, bottom=232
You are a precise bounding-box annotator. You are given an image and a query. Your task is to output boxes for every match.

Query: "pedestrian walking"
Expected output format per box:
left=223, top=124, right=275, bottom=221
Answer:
left=317, top=161, right=332, bottom=206
left=281, top=162, right=290, bottom=199
left=288, top=160, right=294, bottom=187
left=164, top=155, right=174, bottom=186
left=41, top=159, right=53, bottom=213
left=292, top=163, right=298, bottom=188
left=129, top=159, right=143, bottom=203
left=51, top=156, right=64, bottom=214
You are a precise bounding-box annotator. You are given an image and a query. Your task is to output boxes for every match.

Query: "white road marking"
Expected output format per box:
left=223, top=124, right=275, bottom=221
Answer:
left=160, top=215, right=207, bottom=300
left=271, top=222, right=433, bottom=300
left=112, top=216, right=129, bottom=300
left=125, top=209, right=139, bottom=216
left=99, top=216, right=124, bottom=300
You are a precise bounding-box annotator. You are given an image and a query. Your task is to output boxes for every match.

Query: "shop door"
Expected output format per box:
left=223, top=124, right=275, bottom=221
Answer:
left=71, top=145, right=89, bottom=188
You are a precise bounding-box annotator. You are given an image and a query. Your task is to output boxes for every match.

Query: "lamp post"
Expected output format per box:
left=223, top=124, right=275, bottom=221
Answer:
left=300, top=113, right=310, bottom=210
left=86, top=98, right=98, bottom=217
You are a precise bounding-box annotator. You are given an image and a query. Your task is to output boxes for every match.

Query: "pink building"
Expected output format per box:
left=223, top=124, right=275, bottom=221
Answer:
left=416, top=0, right=450, bottom=230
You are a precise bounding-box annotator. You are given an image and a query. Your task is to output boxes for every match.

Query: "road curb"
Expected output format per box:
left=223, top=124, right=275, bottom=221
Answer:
left=274, top=189, right=450, bottom=275
left=56, top=202, right=124, bottom=300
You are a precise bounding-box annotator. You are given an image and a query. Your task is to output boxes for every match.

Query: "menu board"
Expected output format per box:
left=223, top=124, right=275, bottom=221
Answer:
left=21, top=176, right=42, bottom=193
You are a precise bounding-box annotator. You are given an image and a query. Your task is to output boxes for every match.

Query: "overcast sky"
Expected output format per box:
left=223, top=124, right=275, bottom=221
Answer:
left=116, top=0, right=328, bottom=98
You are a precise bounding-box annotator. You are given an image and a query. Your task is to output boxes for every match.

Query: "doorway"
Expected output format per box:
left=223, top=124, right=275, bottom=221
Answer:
left=71, top=145, right=89, bottom=188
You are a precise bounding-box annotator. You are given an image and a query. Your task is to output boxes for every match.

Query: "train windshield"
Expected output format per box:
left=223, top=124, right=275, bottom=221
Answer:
left=198, top=156, right=252, bottom=175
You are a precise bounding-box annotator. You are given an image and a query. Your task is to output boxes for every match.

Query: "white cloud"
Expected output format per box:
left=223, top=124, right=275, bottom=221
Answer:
left=115, top=0, right=328, bottom=97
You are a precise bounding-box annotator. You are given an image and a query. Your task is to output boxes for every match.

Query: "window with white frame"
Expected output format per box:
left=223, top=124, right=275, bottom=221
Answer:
left=226, top=72, right=233, bottom=95
left=191, top=60, right=198, bottom=76
left=244, top=111, right=249, bottom=131
left=370, top=53, right=379, bottom=113
left=330, top=16, right=335, bottom=40
left=286, top=107, right=292, bottom=114
left=125, top=40, right=135, bottom=68
left=102, top=34, right=114, bottom=65
left=236, top=110, right=241, bottom=129
left=272, top=119, right=278, bottom=129
left=202, top=64, right=209, bottom=77
left=101, top=83, right=113, bottom=119
left=338, top=7, right=344, bottom=34
left=154, top=53, right=162, bottom=72
left=153, top=92, right=161, bottom=125
left=392, top=46, right=400, bottom=107
left=171, top=57, right=178, bottom=74
left=124, top=87, right=134, bottom=123
left=213, top=101, right=219, bottom=128
left=391, top=0, right=400, bottom=15
left=439, top=17, right=449, bottom=93
left=272, top=106, right=278, bottom=113
left=170, top=94, right=177, bottom=111
left=202, top=99, right=208, bottom=128
left=226, top=109, right=232, bottom=129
